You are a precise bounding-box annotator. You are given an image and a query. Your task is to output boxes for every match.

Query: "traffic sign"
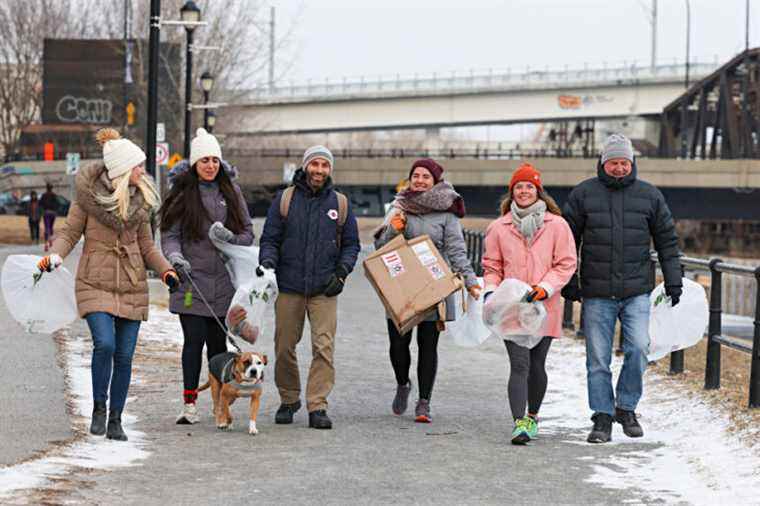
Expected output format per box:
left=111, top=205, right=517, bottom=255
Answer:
left=167, top=153, right=183, bottom=169
left=66, top=152, right=80, bottom=175
left=156, top=143, right=170, bottom=166
left=156, top=122, right=165, bottom=143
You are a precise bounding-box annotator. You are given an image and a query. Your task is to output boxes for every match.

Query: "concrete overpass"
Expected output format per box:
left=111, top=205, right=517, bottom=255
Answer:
left=221, top=62, right=718, bottom=135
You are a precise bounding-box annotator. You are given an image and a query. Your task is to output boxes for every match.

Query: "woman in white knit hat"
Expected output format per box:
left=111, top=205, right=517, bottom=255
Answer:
left=37, top=128, right=180, bottom=441
left=159, top=128, right=254, bottom=424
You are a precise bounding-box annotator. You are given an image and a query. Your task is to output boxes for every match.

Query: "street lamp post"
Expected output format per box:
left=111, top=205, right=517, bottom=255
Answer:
left=146, top=0, right=161, bottom=177
left=680, top=0, right=691, bottom=158
left=206, top=111, right=216, bottom=133
left=200, top=70, right=214, bottom=131
left=181, top=1, right=201, bottom=160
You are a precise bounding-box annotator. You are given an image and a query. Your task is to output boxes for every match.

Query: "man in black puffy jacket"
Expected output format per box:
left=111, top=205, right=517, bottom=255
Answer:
left=562, top=134, right=682, bottom=444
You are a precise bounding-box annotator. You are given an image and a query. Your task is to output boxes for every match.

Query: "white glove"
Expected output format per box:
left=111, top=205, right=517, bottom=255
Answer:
left=209, top=221, right=235, bottom=243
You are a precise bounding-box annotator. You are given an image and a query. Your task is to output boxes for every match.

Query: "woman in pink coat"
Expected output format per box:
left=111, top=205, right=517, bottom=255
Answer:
left=482, top=163, right=577, bottom=445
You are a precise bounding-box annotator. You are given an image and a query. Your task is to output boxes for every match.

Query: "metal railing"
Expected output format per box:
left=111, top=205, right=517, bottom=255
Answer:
left=462, top=228, right=760, bottom=408
left=227, top=147, right=603, bottom=160
left=243, top=59, right=721, bottom=102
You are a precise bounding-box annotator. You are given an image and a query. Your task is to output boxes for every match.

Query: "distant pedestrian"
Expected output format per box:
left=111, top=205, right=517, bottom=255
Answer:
left=37, top=128, right=180, bottom=441
left=27, top=190, right=41, bottom=244
left=482, top=163, right=576, bottom=444
left=40, top=182, right=58, bottom=251
left=374, top=158, right=480, bottom=423
left=562, top=134, right=682, bottom=443
left=159, top=128, right=254, bottom=425
left=259, top=145, right=360, bottom=429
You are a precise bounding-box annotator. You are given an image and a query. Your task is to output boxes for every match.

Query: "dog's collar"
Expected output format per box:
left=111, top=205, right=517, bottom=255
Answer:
left=230, top=380, right=263, bottom=391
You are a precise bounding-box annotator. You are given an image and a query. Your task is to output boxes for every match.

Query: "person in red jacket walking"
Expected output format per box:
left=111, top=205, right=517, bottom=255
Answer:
left=482, top=163, right=577, bottom=445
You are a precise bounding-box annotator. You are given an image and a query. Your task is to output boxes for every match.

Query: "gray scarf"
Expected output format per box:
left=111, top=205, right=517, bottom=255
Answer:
left=510, top=200, right=546, bottom=240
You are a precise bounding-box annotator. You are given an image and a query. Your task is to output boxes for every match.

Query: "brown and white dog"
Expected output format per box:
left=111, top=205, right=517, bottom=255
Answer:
left=197, top=351, right=267, bottom=435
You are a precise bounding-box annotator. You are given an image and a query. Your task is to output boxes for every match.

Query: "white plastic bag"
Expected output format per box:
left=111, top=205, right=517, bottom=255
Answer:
left=443, top=277, right=493, bottom=348
left=1, top=255, right=78, bottom=333
left=209, top=236, right=278, bottom=344
left=482, top=278, right=547, bottom=348
left=648, top=277, right=709, bottom=361
left=226, top=270, right=278, bottom=344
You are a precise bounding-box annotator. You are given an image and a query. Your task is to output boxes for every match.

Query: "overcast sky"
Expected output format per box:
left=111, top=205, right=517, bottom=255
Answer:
left=274, top=0, right=750, bottom=83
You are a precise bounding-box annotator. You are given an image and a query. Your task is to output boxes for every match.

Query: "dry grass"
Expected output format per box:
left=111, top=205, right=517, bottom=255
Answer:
left=0, top=215, right=40, bottom=245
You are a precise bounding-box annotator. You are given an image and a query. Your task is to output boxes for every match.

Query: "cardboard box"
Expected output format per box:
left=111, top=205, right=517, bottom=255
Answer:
left=364, top=234, right=463, bottom=334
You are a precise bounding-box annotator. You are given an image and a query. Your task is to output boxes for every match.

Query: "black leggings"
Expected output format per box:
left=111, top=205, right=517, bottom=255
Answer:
left=504, top=337, right=553, bottom=420
left=29, top=219, right=40, bottom=242
left=388, top=320, right=440, bottom=401
left=179, top=314, right=228, bottom=397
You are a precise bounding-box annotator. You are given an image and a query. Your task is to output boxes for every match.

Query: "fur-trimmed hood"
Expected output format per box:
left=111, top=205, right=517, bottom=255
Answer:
left=75, top=162, right=154, bottom=232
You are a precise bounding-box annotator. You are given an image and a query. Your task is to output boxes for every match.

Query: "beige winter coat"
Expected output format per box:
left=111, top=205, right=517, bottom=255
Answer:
left=51, top=162, right=172, bottom=321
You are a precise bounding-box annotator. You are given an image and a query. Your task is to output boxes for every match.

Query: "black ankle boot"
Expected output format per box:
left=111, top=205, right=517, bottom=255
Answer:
left=90, top=401, right=107, bottom=436
left=106, top=409, right=128, bottom=441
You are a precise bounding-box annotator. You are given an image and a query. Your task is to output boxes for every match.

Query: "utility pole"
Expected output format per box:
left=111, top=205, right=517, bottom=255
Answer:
left=146, top=0, right=161, bottom=177
left=269, top=6, right=275, bottom=91
left=747, top=0, right=751, bottom=51
left=651, top=0, right=657, bottom=72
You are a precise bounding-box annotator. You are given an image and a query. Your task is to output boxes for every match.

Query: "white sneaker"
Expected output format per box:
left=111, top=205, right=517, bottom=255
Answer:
left=176, top=403, right=199, bottom=424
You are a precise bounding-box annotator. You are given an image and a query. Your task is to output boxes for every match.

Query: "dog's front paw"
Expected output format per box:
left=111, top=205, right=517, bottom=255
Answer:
left=248, top=421, right=258, bottom=435
left=217, top=422, right=233, bottom=431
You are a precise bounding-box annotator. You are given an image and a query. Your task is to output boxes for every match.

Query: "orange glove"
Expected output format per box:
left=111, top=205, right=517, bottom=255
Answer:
left=526, top=285, right=548, bottom=302
left=162, top=270, right=180, bottom=293
left=390, top=212, right=406, bottom=232
left=37, top=254, right=62, bottom=272
left=467, top=285, right=481, bottom=300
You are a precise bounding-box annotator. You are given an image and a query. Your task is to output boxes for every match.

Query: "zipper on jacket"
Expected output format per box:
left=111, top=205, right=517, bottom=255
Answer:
left=115, top=237, right=120, bottom=316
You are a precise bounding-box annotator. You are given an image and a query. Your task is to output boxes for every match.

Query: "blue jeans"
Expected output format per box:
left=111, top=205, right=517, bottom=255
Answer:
left=582, top=294, right=650, bottom=415
left=85, top=312, right=141, bottom=412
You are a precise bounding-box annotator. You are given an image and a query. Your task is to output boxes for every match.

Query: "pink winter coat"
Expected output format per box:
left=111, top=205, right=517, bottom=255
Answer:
left=482, top=211, right=577, bottom=339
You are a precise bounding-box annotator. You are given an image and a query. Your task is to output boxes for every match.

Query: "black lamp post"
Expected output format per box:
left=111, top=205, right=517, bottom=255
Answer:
left=200, top=70, right=214, bottom=131
left=181, top=1, right=201, bottom=159
left=680, top=0, right=691, bottom=159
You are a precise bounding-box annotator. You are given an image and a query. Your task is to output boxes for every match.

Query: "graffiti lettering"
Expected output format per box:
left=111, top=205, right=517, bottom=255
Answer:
left=55, top=95, right=113, bottom=124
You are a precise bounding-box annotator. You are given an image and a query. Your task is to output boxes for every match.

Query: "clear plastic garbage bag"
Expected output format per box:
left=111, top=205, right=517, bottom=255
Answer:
left=482, top=278, right=547, bottom=348
left=1, top=254, right=78, bottom=333
left=209, top=236, right=278, bottom=344
left=648, top=277, right=709, bottom=361
left=443, top=277, right=493, bottom=348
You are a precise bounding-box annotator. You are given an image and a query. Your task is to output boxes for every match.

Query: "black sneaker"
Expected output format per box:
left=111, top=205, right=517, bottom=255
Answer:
left=274, top=400, right=301, bottom=424
left=587, top=412, right=613, bottom=443
left=614, top=408, right=644, bottom=438
left=308, top=410, right=333, bottom=429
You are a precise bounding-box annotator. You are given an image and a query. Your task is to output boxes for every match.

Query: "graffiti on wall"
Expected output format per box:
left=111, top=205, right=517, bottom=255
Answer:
left=558, top=94, right=614, bottom=110
left=55, top=95, right=113, bottom=124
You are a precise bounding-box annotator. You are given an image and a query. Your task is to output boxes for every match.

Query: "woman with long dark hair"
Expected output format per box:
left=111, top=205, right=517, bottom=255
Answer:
left=160, top=128, right=254, bottom=424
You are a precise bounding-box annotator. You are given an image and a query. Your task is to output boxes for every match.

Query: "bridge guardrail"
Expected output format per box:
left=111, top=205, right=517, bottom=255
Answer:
left=226, top=147, right=605, bottom=160
left=462, top=228, right=760, bottom=409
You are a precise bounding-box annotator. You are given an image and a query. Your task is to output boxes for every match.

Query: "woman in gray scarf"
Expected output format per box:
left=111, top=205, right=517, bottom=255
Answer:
left=374, top=158, right=480, bottom=424
left=482, top=163, right=577, bottom=445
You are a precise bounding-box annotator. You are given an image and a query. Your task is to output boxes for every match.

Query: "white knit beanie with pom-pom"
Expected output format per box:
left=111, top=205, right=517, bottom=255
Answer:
left=190, top=128, right=222, bottom=167
left=96, top=128, right=147, bottom=180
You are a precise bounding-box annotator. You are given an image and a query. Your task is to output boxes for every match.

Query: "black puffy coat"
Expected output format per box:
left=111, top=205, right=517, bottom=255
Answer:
left=562, top=160, right=682, bottom=300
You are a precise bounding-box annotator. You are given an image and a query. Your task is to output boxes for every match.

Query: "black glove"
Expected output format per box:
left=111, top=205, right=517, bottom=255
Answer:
left=665, top=286, right=682, bottom=307
left=256, top=261, right=275, bottom=277
left=483, top=292, right=493, bottom=304
left=164, top=271, right=180, bottom=294
left=324, top=265, right=349, bottom=297
left=561, top=281, right=582, bottom=302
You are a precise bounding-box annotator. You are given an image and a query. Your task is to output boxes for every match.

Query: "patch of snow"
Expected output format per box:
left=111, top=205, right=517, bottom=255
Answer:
left=543, top=337, right=760, bottom=505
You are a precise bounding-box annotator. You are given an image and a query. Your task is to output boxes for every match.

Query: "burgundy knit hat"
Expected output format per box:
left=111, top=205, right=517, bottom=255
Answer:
left=409, top=158, right=444, bottom=184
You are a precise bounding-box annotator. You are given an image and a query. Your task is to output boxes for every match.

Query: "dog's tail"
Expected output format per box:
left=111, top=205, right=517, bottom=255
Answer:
left=197, top=381, right=210, bottom=393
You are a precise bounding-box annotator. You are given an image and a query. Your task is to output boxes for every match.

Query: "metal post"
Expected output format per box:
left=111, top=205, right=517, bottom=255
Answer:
left=669, top=259, right=685, bottom=374
left=651, top=0, right=658, bottom=73
left=146, top=0, right=161, bottom=177
left=203, top=90, right=209, bottom=130
left=749, top=267, right=760, bottom=407
left=680, top=0, right=691, bottom=159
left=562, top=299, right=575, bottom=331
left=705, top=258, right=723, bottom=390
left=747, top=0, right=751, bottom=52
left=269, top=6, right=275, bottom=91
left=184, top=28, right=194, bottom=159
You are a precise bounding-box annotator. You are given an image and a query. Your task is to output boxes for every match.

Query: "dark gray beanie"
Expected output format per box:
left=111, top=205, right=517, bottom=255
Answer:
left=601, top=134, right=634, bottom=164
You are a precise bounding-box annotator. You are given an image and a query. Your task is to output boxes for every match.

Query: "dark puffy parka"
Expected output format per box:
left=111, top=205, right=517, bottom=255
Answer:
left=259, top=169, right=360, bottom=296
left=562, top=160, right=682, bottom=300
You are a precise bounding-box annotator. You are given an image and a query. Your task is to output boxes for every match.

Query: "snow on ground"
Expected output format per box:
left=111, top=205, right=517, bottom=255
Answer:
left=0, top=308, right=184, bottom=500
left=542, top=336, right=760, bottom=505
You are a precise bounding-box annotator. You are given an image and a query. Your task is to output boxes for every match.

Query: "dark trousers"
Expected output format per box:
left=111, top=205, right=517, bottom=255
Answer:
left=28, top=219, right=40, bottom=243
left=388, top=320, right=440, bottom=401
left=43, top=211, right=56, bottom=242
left=504, top=337, right=553, bottom=420
left=178, top=314, right=228, bottom=399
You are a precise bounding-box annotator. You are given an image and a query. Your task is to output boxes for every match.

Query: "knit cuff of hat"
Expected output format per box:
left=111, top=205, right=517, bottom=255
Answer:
left=104, top=140, right=146, bottom=180
left=302, top=145, right=334, bottom=170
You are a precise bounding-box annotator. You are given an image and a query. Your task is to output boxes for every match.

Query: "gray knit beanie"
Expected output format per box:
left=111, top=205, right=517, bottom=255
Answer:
left=601, top=134, right=634, bottom=164
left=302, top=145, right=334, bottom=170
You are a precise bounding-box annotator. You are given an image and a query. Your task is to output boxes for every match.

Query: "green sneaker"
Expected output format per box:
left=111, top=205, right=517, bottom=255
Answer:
left=525, top=416, right=538, bottom=439
left=511, top=417, right=531, bottom=445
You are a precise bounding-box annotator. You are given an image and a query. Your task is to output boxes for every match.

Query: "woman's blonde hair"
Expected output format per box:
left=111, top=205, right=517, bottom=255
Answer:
left=499, top=187, right=562, bottom=216
left=94, top=128, right=160, bottom=220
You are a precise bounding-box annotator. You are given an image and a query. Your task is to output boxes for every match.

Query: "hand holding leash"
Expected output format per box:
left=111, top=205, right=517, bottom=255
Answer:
left=37, top=254, right=62, bottom=273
